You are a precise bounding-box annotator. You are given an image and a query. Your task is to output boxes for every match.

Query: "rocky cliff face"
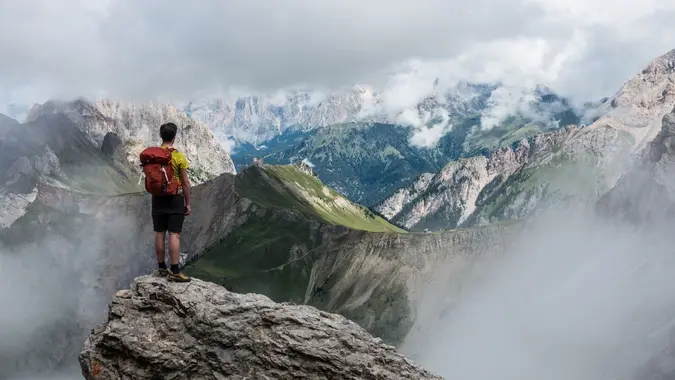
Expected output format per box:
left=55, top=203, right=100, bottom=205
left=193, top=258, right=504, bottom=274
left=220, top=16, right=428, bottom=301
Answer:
left=79, top=275, right=442, bottom=380
left=0, top=98, right=237, bottom=233
left=587, top=48, right=675, bottom=150
left=0, top=112, right=141, bottom=230
left=385, top=125, right=634, bottom=231
left=377, top=172, right=435, bottom=220
left=27, top=98, right=236, bottom=183
left=184, top=86, right=380, bottom=144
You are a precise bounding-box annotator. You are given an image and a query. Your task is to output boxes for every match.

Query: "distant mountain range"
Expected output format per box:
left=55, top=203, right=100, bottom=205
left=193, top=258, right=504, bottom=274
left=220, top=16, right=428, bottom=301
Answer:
left=224, top=87, right=591, bottom=206
left=182, top=82, right=599, bottom=147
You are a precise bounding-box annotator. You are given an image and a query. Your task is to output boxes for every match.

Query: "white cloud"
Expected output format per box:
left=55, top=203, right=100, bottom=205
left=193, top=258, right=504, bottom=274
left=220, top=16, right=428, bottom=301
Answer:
left=1, top=0, right=675, bottom=114
left=399, top=107, right=453, bottom=148
left=480, top=86, right=539, bottom=130
left=218, top=137, right=237, bottom=153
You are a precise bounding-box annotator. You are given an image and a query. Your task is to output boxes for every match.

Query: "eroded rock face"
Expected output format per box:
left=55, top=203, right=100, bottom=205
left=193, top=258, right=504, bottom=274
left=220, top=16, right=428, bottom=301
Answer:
left=79, top=275, right=442, bottom=380
left=27, top=99, right=236, bottom=183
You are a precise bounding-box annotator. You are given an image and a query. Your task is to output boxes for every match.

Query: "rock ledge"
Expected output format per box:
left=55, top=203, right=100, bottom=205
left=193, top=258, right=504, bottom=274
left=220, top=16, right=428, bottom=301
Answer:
left=79, top=275, right=442, bottom=380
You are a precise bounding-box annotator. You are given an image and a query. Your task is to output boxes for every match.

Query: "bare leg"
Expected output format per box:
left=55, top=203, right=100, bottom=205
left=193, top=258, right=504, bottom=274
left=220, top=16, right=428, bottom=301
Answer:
left=168, top=232, right=181, bottom=265
left=155, top=231, right=166, bottom=263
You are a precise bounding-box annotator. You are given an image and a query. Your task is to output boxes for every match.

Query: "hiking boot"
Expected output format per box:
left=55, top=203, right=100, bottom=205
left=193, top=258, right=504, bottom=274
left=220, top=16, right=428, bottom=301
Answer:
left=153, top=268, right=171, bottom=277
left=167, top=272, right=191, bottom=282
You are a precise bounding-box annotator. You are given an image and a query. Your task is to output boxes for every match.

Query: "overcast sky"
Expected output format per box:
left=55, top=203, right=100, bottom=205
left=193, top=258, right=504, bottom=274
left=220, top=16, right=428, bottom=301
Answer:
left=1, top=0, right=675, bottom=109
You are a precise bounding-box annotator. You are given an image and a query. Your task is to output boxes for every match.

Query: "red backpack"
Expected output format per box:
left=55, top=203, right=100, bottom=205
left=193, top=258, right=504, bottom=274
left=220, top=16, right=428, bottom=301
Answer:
left=139, top=147, right=182, bottom=196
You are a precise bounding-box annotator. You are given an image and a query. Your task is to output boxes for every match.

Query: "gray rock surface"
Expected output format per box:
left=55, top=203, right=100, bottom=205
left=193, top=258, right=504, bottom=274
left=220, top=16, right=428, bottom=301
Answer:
left=27, top=98, right=236, bottom=183
left=79, top=275, right=443, bottom=380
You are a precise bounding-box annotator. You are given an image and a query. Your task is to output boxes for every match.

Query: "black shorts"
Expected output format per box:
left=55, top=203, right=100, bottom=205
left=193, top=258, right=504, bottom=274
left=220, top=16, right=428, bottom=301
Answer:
left=152, top=213, right=185, bottom=233
left=151, top=195, right=185, bottom=233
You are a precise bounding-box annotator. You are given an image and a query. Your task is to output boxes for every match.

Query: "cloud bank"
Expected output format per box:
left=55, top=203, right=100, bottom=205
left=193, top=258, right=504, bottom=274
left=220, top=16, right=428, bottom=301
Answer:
left=1, top=0, right=675, bottom=109
left=404, top=207, right=675, bottom=379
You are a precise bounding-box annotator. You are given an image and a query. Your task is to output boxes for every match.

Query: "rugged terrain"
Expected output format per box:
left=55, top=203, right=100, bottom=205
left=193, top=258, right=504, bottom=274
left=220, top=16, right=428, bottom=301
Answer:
left=0, top=98, right=237, bottom=379
left=188, top=83, right=586, bottom=147
left=0, top=156, right=518, bottom=378
left=28, top=99, right=236, bottom=183
left=376, top=48, right=675, bottom=231
left=230, top=89, right=582, bottom=207
left=8, top=47, right=675, bottom=380
left=0, top=99, right=236, bottom=230
left=79, top=275, right=442, bottom=380
left=377, top=124, right=633, bottom=231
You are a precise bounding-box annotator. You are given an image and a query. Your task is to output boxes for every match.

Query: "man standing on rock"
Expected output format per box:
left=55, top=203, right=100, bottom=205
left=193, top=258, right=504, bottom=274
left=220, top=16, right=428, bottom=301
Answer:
left=140, top=122, right=192, bottom=282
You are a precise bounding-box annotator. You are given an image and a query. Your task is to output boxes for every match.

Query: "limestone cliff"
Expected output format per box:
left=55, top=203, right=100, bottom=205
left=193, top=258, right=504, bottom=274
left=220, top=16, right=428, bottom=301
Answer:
left=27, top=98, right=236, bottom=183
left=79, top=275, right=442, bottom=380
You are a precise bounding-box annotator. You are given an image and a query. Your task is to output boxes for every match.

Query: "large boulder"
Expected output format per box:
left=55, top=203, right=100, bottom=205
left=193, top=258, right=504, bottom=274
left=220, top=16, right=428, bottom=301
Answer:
left=79, top=275, right=442, bottom=380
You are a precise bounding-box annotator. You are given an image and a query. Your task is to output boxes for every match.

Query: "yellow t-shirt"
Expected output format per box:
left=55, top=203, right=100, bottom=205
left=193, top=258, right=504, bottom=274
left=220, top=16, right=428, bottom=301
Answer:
left=163, top=147, right=189, bottom=183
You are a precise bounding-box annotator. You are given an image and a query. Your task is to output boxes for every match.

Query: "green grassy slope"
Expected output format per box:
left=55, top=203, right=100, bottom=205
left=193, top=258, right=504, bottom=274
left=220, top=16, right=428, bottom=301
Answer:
left=235, top=164, right=405, bottom=233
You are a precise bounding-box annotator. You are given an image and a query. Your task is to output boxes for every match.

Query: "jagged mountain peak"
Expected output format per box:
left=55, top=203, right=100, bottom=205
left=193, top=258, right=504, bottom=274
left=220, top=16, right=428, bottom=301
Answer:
left=641, top=48, right=675, bottom=75
left=582, top=48, right=675, bottom=148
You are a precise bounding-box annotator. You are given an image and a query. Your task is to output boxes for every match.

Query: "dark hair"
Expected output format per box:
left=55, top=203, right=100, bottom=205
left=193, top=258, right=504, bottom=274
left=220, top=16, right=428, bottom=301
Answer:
left=160, top=122, right=178, bottom=142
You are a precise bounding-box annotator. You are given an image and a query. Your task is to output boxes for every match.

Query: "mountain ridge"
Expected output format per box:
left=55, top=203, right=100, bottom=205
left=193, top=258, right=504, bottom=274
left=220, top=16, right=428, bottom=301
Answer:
left=375, top=48, right=675, bottom=231
left=188, top=82, right=586, bottom=146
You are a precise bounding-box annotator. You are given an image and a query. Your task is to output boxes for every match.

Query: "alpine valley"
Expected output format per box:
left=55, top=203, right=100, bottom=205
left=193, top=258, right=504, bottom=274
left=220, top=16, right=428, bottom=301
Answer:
left=210, top=84, right=599, bottom=207
left=4, top=47, right=675, bottom=380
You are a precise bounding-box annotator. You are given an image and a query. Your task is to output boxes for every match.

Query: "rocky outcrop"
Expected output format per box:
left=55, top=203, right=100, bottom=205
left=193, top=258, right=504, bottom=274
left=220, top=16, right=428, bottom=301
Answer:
left=79, top=275, right=442, bottom=380
left=27, top=98, right=236, bottom=183
left=376, top=172, right=435, bottom=220
left=585, top=48, right=675, bottom=150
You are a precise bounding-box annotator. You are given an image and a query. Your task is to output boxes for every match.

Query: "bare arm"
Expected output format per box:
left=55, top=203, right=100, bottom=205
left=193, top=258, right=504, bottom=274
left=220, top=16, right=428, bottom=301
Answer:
left=180, top=168, right=191, bottom=214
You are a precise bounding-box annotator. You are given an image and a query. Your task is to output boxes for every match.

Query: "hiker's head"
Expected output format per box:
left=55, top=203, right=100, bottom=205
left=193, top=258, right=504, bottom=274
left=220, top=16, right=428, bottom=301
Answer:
left=160, top=122, right=178, bottom=143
